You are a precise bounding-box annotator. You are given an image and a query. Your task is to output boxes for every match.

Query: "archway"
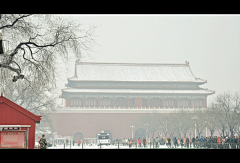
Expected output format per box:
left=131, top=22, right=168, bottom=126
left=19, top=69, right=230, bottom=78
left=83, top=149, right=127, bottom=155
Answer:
left=73, top=132, right=84, bottom=141
left=135, top=128, right=146, bottom=140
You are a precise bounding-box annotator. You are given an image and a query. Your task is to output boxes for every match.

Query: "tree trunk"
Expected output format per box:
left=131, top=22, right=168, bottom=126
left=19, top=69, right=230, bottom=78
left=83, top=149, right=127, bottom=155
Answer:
left=210, top=130, right=214, bottom=137
left=230, top=127, right=234, bottom=137
left=222, top=129, right=225, bottom=137
left=183, top=132, right=187, bottom=138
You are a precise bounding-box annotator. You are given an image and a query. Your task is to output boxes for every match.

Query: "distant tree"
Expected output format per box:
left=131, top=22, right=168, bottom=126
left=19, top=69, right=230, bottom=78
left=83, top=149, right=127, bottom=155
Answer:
left=192, top=108, right=207, bottom=138
left=175, top=109, right=192, bottom=137
left=210, top=91, right=240, bottom=136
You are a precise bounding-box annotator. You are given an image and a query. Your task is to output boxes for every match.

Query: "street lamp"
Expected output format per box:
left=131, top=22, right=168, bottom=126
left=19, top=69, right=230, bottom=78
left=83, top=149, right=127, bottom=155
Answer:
left=163, top=120, right=168, bottom=138
left=205, top=121, right=209, bottom=137
left=159, top=126, right=163, bottom=139
left=191, top=115, right=198, bottom=138
left=130, top=125, right=135, bottom=139
left=144, top=124, right=150, bottom=142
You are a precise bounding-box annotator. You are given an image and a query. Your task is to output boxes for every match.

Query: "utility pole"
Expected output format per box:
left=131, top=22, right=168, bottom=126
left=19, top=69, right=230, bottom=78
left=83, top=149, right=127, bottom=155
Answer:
left=144, top=123, right=150, bottom=142
left=130, top=125, right=135, bottom=138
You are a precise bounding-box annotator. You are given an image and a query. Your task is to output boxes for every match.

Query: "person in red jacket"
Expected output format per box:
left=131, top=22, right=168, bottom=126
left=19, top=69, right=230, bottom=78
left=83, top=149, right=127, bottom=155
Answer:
left=77, top=140, right=81, bottom=146
left=138, top=137, right=142, bottom=147
left=217, top=137, right=221, bottom=145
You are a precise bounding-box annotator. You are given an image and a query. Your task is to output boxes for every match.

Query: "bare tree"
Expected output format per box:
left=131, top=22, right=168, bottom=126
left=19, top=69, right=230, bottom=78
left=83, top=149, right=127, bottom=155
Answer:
left=0, top=14, right=96, bottom=85
left=175, top=109, right=192, bottom=137
left=211, top=91, right=240, bottom=136
left=192, top=108, right=207, bottom=138
left=0, top=14, right=96, bottom=131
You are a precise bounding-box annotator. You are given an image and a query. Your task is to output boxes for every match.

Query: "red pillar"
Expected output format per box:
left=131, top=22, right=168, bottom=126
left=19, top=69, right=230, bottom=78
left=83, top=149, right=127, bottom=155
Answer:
left=98, top=97, right=100, bottom=107
left=67, top=98, right=70, bottom=107
left=83, top=97, right=85, bottom=107
left=134, top=98, right=142, bottom=108
left=64, top=98, right=67, bottom=107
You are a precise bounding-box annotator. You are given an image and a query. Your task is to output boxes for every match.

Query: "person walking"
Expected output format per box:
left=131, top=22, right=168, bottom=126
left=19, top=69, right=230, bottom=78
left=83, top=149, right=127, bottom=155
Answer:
left=173, top=137, right=178, bottom=148
left=77, top=140, right=81, bottom=146
left=183, top=137, right=186, bottom=147
left=167, top=137, right=171, bottom=148
left=192, top=137, right=195, bottom=148
left=177, top=138, right=180, bottom=148
left=39, top=134, right=47, bottom=149
left=129, top=139, right=132, bottom=148
left=186, top=137, right=189, bottom=148
left=180, top=137, right=184, bottom=148
left=155, top=137, right=159, bottom=148
left=138, top=137, right=142, bottom=147
left=199, top=136, right=204, bottom=147
left=195, top=136, right=199, bottom=148
left=143, top=138, right=147, bottom=148
left=217, top=137, right=221, bottom=148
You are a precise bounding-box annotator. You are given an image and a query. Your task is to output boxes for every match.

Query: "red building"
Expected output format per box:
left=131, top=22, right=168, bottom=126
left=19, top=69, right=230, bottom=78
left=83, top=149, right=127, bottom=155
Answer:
left=49, top=61, right=214, bottom=140
left=0, top=93, right=41, bottom=149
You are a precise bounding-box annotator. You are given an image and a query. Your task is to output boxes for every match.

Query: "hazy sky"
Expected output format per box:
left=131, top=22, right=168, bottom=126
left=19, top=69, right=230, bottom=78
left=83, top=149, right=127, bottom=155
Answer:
left=56, top=14, right=240, bottom=104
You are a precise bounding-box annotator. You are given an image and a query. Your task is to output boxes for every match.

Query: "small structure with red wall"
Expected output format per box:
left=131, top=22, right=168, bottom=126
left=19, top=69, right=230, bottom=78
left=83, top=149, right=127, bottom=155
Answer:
left=0, top=93, right=41, bottom=149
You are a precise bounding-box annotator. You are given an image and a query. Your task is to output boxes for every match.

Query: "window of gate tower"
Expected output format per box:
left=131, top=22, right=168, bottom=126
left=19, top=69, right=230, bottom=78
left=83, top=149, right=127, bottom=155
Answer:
left=100, top=97, right=112, bottom=107
left=85, top=97, right=97, bottom=107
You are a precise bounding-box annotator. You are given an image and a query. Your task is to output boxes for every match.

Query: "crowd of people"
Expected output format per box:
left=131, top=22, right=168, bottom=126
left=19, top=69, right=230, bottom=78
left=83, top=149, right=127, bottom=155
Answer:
left=112, top=135, right=240, bottom=149
left=163, top=135, right=240, bottom=149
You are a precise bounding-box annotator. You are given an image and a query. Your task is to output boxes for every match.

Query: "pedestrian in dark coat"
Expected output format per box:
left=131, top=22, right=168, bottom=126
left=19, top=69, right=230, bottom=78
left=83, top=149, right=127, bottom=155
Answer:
left=186, top=137, right=189, bottom=148
left=167, top=137, right=171, bottom=148
left=173, top=137, right=178, bottom=148
left=39, top=134, right=47, bottom=149
left=180, top=137, right=184, bottom=148
left=143, top=138, right=147, bottom=148
left=155, top=137, right=159, bottom=148
left=192, top=137, right=195, bottom=148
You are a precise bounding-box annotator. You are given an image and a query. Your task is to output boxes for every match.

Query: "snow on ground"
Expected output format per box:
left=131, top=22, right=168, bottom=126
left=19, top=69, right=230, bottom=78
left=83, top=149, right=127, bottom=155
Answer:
left=47, top=144, right=184, bottom=149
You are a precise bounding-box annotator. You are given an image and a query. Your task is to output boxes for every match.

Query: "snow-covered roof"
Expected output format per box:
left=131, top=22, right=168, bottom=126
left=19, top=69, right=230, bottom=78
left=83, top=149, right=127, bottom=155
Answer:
left=68, top=62, right=206, bottom=83
left=62, top=88, right=214, bottom=95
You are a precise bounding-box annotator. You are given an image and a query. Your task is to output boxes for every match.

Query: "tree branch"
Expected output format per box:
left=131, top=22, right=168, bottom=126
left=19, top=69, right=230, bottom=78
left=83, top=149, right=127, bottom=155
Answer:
left=0, top=14, right=32, bottom=30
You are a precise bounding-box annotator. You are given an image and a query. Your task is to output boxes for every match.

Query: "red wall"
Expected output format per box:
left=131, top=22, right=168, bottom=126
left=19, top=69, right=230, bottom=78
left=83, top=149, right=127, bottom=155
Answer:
left=49, top=112, right=160, bottom=139
left=134, top=98, right=142, bottom=108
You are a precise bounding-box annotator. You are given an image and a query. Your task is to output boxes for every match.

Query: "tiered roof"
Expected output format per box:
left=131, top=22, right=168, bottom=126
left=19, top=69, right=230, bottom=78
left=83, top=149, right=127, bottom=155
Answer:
left=61, top=62, right=214, bottom=97
left=68, top=61, right=206, bottom=83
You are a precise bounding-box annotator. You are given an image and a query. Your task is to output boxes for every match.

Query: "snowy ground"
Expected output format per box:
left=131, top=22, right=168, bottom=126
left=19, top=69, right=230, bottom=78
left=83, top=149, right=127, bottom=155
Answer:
left=47, top=144, right=193, bottom=149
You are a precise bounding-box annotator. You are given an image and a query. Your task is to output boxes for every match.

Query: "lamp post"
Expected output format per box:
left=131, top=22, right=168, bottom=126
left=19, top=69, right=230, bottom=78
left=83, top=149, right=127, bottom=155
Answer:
left=191, top=116, right=198, bottom=138
left=159, top=126, right=163, bottom=139
left=130, top=125, right=135, bottom=139
left=144, top=123, right=150, bottom=142
left=163, top=120, right=168, bottom=138
left=205, top=121, right=209, bottom=137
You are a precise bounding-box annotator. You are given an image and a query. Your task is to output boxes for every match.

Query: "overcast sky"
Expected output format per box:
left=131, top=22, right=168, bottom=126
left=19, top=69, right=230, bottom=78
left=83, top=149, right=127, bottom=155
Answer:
left=56, top=14, right=240, bottom=104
